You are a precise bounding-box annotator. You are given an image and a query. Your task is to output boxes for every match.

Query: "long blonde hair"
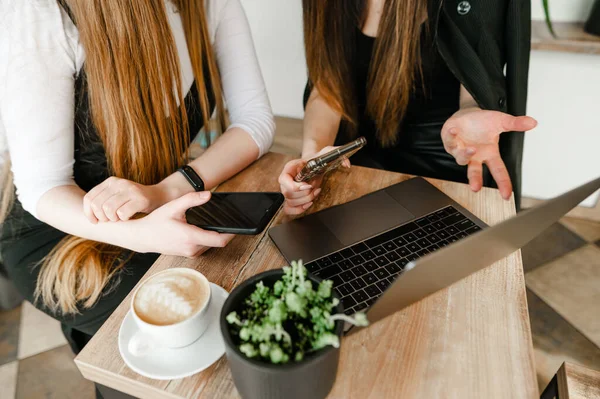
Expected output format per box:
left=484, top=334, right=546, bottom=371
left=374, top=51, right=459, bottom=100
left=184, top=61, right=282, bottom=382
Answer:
left=303, top=0, right=428, bottom=146
left=0, top=0, right=226, bottom=314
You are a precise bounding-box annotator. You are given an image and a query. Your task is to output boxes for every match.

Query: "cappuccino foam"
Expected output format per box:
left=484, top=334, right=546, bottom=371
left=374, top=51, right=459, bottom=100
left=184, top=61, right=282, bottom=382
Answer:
left=134, top=269, right=209, bottom=326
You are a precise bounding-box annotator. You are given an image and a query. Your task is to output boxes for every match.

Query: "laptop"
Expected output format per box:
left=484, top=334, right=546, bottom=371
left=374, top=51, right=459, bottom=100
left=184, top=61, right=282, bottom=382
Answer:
left=269, top=176, right=600, bottom=332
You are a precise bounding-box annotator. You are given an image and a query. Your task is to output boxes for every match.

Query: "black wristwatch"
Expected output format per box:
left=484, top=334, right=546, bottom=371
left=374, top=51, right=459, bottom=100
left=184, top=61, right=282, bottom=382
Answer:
left=177, top=165, right=205, bottom=192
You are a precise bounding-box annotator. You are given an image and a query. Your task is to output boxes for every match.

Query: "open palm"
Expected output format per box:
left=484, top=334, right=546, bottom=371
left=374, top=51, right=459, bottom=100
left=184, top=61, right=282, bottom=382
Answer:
left=441, top=107, right=537, bottom=200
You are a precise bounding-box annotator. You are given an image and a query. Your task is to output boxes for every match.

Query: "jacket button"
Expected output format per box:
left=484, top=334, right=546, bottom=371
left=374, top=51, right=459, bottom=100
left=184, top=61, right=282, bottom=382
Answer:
left=498, top=97, right=506, bottom=108
left=457, top=1, right=471, bottom=15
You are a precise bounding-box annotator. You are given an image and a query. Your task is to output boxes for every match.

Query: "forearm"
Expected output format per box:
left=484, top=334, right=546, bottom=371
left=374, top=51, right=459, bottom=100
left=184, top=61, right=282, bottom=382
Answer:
left=301, top=88, right=342, bottom=158
left=156, top=127, right=261, bottom=201
left=37, top=185, right=142, bottom=251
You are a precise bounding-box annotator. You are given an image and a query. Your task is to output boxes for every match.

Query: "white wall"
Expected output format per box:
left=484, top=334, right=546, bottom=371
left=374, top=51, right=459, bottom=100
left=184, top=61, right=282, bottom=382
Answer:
left=525, top=0, right=600, bottom=207
left=240, top=0, right=306, bottom=118
left=531, top=0, right=594, bottom=22
left=523, top=51, right=600, bottom=207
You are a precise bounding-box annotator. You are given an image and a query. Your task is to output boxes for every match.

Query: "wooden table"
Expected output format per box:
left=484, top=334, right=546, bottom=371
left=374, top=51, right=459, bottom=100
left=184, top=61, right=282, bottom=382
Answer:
left=542, top=362, right=600, bottom=399
left=75, top=153, right=538, bottom=398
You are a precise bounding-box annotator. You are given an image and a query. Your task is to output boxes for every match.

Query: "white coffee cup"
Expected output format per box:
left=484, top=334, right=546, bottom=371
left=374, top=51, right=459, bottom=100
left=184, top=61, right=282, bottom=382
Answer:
left=128, top=268, right=212, bottom=357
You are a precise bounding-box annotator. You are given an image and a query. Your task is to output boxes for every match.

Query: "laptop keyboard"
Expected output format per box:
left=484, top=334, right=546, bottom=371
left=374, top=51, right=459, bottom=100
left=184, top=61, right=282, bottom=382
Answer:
left=304, top=206, right=482, bottom=316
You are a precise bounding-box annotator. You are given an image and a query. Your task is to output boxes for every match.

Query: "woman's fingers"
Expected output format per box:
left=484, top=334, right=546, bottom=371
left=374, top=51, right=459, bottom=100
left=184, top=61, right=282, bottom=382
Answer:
left=442, top=126, right=461, bottom=152
left=83, top=185, right=109, bottom=223
left=278, top=159, right=310, bottom=197
left=90, top=189, right=118, bottom=222
left=162, top=191, right=211, bottom=219
left=452, top=146, right=476, bottom=166
left=188, top=228, right=235, bottom=248
left=116, top=200, right=141, bottom=221
left=486, top=156, right=512, bottom=200
left=500, top=114, right=538, bottom=132
left=286, top=188, right=321, bottom=207
left=83, top=196, right=99, bottom=224
left=467, top=161, right=483, bottom=192
left=284, top=187, right=312, bottom=200
left=84, top=178, right=112, bottom=204
left=101, top=193, right=130, bottom=222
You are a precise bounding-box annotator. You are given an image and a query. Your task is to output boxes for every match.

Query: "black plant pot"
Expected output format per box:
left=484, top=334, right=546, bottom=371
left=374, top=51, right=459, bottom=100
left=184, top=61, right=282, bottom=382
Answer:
left=220, top=269, right=344, bottom=399
left=585, top=0, right=600, bottom=36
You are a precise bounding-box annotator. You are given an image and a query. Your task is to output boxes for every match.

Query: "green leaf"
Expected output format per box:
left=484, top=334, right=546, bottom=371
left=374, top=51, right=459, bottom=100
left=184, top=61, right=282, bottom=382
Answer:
left=226, top=311, right=243, bottom=326
left=240, top=343, right=258, bottom=358
left=329, top=312, right=370, bottom=327
left=269, top=345, right=285, bottom=363
left=259, top=343, right=270, bottom=357
left=542, top=0, right=557, bottom=38
left=239, top=327, right=251, bottom=341
left=313, top=332, right=340, bottom=350
left=317, top=280, right=333, bottom=299
left=268, top=299, right=288, bottom=323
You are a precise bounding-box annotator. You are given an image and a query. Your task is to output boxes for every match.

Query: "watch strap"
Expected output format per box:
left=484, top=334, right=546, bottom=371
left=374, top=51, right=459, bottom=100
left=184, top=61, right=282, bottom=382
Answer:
left=178, top=165, right=205, bottom=192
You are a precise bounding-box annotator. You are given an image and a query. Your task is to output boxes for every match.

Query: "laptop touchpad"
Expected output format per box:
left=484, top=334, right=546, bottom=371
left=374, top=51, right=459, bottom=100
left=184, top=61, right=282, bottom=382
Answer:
left=317, top=190, right=415, bottom=246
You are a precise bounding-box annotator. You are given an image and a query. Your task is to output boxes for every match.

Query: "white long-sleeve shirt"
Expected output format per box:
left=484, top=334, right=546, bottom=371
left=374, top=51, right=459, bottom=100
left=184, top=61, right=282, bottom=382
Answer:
left=0, top=0, right=275, bottom=218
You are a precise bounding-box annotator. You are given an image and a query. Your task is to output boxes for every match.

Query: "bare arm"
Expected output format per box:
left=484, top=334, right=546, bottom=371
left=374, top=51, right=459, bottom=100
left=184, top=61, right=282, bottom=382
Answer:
left=36, top=128, right=257, bottom=254
left=278, top=87, right=347, bottom=215
left=37, top=186, right=232, bottom=257
left=154, top=127, right=260, bottom=202
left=301, top=88, right=342, bottom=158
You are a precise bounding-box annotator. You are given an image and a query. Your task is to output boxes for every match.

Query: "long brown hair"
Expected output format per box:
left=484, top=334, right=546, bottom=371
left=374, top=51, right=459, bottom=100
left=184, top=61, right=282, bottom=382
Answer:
left=1, top=0, right=226, bottom=314
left=303, top=0, right=428, bottom=146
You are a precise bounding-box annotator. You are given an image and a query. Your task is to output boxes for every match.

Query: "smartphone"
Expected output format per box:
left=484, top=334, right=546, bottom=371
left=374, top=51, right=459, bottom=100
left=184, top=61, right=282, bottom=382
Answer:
left=185, top=192, right=284, bottom=235
left=294, top=137, right=367, bottom=182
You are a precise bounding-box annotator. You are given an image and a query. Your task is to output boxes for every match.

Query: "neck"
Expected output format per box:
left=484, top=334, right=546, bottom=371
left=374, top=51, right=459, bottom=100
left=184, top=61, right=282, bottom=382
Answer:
left=362, top=0, right=384, bottom=37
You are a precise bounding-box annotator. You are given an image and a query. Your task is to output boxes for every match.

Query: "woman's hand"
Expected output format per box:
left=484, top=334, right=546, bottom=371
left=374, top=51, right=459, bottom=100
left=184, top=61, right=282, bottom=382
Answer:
left=131, top=191, right=234, bottom=258
left=441, top=107, right=537, bottom=199
left=278, top=146, right=350, bottom=215
left=83, top=177, right=173, bottom=223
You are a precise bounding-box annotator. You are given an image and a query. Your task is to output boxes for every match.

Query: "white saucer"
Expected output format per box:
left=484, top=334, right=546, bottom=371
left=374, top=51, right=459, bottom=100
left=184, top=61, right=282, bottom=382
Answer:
left=118, top=283, right=228, bottom=380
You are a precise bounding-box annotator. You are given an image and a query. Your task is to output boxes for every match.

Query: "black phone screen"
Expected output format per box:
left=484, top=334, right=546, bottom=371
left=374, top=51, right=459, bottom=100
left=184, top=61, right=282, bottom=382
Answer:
left=185, top=192, right=284, bottom=235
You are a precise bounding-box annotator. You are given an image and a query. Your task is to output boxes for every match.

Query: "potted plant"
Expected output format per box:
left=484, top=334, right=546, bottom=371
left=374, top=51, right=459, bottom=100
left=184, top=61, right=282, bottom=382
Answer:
left=220, top=261, right=368, bottom=399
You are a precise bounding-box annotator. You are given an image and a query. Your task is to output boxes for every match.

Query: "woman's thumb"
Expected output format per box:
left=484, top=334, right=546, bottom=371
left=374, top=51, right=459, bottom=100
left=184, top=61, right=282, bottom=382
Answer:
left=164, top=191, right=211, bottom=217
left=502, top=115, right=538, bottom=132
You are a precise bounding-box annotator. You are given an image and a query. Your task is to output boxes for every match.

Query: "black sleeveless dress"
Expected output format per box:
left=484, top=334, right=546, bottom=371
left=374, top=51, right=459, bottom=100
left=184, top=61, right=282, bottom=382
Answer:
left=346, top=29, right=465, bottom=182
left=306, top=28, right=496, bottom=188
left=0, top=52, right=215, bottom=352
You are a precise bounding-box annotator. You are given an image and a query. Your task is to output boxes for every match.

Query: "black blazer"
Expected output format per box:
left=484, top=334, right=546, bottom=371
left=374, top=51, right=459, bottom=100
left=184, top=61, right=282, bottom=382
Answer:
left=434, top=0, right=531, bottom=207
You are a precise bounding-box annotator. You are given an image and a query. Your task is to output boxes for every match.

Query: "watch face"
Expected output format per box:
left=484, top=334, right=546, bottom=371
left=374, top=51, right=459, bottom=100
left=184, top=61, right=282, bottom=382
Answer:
left=180, top=166, right=204, bottom=191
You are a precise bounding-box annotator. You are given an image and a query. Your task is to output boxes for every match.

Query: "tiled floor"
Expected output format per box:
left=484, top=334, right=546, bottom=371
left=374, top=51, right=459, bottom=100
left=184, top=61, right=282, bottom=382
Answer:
left=0, top=301, right=93, bottom=399
left=0, top=117, right=599, bottom=397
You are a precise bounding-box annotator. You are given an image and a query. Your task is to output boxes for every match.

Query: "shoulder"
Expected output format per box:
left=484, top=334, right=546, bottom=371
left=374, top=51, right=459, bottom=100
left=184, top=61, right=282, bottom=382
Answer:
left=204, top=0, right=246, bottom=40
left=0, top=0, right=79, bottom=58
